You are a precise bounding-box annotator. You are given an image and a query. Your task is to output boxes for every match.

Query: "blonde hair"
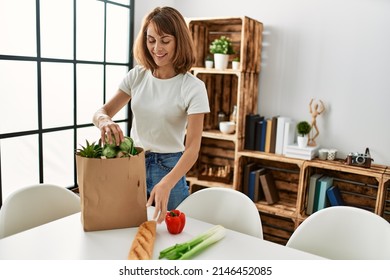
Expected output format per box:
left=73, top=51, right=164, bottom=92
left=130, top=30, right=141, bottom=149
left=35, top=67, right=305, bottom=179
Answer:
left=133, top=7, right=195, bottom=74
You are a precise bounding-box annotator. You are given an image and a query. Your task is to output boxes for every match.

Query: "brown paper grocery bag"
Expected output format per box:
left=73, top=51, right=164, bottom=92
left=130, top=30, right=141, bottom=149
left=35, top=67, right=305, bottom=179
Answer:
left=76, top=148, right=147, bottom=231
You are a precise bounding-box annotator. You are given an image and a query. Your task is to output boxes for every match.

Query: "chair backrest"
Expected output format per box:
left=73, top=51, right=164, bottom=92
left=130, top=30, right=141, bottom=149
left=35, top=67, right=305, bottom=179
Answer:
left=286, top=206, right=390, bottom=259
left=0, top=184, right=81, bottom=238
left=177, top=187, right=263, bottom=238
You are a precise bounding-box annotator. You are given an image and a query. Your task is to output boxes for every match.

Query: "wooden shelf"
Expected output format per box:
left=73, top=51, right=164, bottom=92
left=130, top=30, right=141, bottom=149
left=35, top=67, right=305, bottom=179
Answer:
left=202, top=130, right=237, bottom=142
left=255, top=201, right=297, bottom=218
left=238, top=150, right=305, bottom=167
left=192, top=67, right=241, bottom=76
left=303, top=158, right=387, bottom=178
left=186, top=176, right=233, bottom=190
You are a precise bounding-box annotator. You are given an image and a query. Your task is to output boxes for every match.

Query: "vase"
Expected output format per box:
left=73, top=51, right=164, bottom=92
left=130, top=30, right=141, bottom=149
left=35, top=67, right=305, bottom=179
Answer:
left=232, top=61, right=240, bottom=70
left=214, top=54, right=229, bottom=70
left=297, top=135, right=308, bottom=148
left=205, top=60, right=214, bottom=69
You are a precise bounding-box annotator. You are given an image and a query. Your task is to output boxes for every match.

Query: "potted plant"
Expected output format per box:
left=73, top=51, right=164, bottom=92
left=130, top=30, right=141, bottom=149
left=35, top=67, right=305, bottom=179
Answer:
left=296, top=121, right=311, bottom=148
left=232, top=57, right=240, bottom=70
left=209, top=36, right=235, bottom=70
left=205, top=55, right=214, bottom=69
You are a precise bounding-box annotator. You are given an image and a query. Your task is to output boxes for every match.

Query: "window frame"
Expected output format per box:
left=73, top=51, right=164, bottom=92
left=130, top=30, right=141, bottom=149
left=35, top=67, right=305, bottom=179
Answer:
left=0, top=0, right=135, bottom=206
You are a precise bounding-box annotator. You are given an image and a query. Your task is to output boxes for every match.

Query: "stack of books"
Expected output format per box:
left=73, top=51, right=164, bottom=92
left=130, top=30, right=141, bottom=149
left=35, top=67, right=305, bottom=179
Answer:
left=244, top=113, right=320, bottom=160
left=243, top=163, right=279, bottom=204
left=306, top=174, right=335, bottom=215
left=284, top=143, right=319, bottom=160
left=306, top=174, right=346, bottom=215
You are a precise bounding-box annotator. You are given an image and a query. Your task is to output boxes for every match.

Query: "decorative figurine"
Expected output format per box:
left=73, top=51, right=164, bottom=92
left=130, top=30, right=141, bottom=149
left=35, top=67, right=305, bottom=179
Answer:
left=308, top=98, right=325, bottom=146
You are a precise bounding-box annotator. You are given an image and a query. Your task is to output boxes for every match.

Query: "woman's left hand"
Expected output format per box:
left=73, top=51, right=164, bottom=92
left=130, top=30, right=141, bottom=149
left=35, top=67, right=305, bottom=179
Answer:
left=146, top=181, right=171, bottom=223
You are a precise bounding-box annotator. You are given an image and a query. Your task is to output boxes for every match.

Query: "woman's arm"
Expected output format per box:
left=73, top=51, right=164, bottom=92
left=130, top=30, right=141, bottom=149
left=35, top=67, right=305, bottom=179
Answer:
left=148, top=113, right=205, bottom=223
left=93, top=89, right=131, bottom=145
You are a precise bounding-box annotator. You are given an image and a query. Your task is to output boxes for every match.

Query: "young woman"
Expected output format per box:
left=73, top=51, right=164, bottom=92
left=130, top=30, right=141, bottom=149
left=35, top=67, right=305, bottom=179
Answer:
left=93, top=7, right=210, bottom=223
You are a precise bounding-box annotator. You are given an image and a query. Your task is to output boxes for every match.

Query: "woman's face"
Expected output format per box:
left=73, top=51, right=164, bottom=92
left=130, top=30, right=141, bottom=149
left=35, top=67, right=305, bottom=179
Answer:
left=146, top=23, right=176, bottom=69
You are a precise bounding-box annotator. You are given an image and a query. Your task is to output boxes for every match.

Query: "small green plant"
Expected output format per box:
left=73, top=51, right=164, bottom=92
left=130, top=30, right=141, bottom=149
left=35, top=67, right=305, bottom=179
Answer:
left=205, top=55, right=213, bottom=61
left=232, top=57, right=240, bottom=62
left=209, top=36, right=235, bottom=55
left=296, top=121, right=312, bottom=136
left=76, top=140, right=102, bottom=158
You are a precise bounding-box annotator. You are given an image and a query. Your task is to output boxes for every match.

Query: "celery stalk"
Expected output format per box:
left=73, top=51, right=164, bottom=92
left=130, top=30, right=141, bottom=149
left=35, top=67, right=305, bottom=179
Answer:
left=159, top=225, right=226, bottom=260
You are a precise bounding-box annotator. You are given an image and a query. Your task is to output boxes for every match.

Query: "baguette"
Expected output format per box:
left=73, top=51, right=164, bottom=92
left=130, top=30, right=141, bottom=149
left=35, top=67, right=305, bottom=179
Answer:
left=128, top=220, right=157, bottom=260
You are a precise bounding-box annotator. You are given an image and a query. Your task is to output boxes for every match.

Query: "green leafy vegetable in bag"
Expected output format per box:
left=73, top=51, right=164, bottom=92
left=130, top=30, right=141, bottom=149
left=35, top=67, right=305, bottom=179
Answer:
left=76, top=136, right=138, bottom=158
left=119, top=136, right=135, bottom=155
left=102, top=144, right=119, bottom=158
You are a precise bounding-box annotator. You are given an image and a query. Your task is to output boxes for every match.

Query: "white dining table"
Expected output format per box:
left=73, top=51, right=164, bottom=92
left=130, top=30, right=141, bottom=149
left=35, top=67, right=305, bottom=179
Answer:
left=0, top=207, right=323, bottom=260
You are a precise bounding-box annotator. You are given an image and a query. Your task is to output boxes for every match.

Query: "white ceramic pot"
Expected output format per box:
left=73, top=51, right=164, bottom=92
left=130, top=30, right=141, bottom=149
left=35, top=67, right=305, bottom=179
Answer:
left=214, top=54, right=229, bottom=70
left=297, top=135, right=308, bottom=148
left=205, top=60, right=214, bottom=69
left=232, top=61, right=240, bottom=70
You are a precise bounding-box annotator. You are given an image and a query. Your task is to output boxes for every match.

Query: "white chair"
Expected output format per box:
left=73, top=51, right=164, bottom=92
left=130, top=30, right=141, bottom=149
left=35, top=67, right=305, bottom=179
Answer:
left=0, top=184, right=81, bottom=239
left=286, top=206, right=390, bottom=259
left=177, top=187, right=263, bottom=238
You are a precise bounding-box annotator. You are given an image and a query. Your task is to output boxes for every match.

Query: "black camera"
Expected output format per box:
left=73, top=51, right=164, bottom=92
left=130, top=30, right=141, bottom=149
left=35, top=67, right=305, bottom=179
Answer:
left=346, top=148, right=373, bottom=168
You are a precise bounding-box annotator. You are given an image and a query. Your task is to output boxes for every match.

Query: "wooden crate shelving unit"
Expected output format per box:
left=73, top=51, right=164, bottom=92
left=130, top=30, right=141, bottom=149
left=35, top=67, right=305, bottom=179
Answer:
left=186, top=16, right=263, bottom=192
left=186, top=16, right=390, bottom=245
left=238, top=151, right=305, bottom=220
left=237, top=150, right=390, bottom=245
left=299, top=159, right=387, bottom=220
left=187, top=16, right=263, bottom=72
left=380, top=167, right=390, bottom=222
left=236, top=151, right=306, bottom=245
left=260, top=211, right=296, bottom=245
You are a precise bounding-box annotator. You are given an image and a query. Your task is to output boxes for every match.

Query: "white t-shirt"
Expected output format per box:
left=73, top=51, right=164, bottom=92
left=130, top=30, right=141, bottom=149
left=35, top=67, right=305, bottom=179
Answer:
left=119, top=65, right=210, bottom=153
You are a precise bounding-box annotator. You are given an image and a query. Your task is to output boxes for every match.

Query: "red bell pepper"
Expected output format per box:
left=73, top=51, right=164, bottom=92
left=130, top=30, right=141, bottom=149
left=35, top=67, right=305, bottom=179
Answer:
left=165, top=210, right=186, bottom=234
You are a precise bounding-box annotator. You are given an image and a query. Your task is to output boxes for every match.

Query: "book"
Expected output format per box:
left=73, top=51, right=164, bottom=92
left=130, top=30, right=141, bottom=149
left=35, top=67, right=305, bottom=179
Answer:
left=306, top=173, right=323, bottom=215
left=248, top=168, right=266, bottom=202
left=260, top=119, right=268, bottom=152
left=269, top=116, right=278, bottom=153
left=314, top=176, right=334, bottom=212
left=275, top=116, right=291, bottom=154
left=255, top=119, right=267, bottom=151
left=326, top=185, right=345, bottom=206
left=254, top=117, right=266, bottom=151
left=282, top=120, right=296, bottom=155
left=244, top=114, right=263, bottom=150
left=264, top=118, right=273, bottom=153
left=259, top=172, right=279, bottom=204
left=242, top=162, right=258, bottom=196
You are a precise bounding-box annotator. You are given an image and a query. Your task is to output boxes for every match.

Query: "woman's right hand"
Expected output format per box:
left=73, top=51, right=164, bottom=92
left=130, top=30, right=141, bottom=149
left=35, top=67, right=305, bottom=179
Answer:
left=93, top=89, right=131, bottom=146
left=98, top=118, right=124, bottom=146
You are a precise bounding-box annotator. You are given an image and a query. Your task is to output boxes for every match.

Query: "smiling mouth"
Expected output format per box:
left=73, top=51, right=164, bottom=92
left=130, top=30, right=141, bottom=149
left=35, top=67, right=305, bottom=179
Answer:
left=154, top=53, right=167, bottom=58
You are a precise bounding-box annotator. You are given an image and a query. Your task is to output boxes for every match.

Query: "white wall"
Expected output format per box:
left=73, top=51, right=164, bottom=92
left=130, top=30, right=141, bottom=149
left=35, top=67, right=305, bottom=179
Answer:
left=134, top=0, right=390, bottom=165
left=133, top=0, right=175, bottom=37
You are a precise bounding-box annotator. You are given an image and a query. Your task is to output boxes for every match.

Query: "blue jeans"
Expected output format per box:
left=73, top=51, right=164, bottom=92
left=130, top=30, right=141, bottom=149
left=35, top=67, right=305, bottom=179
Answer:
left=145, top=151, right=189, bottom=210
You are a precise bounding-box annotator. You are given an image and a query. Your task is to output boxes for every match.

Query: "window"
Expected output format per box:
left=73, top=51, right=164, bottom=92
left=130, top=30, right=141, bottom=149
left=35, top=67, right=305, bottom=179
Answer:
left=0, top=0, right=134, bottom=205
